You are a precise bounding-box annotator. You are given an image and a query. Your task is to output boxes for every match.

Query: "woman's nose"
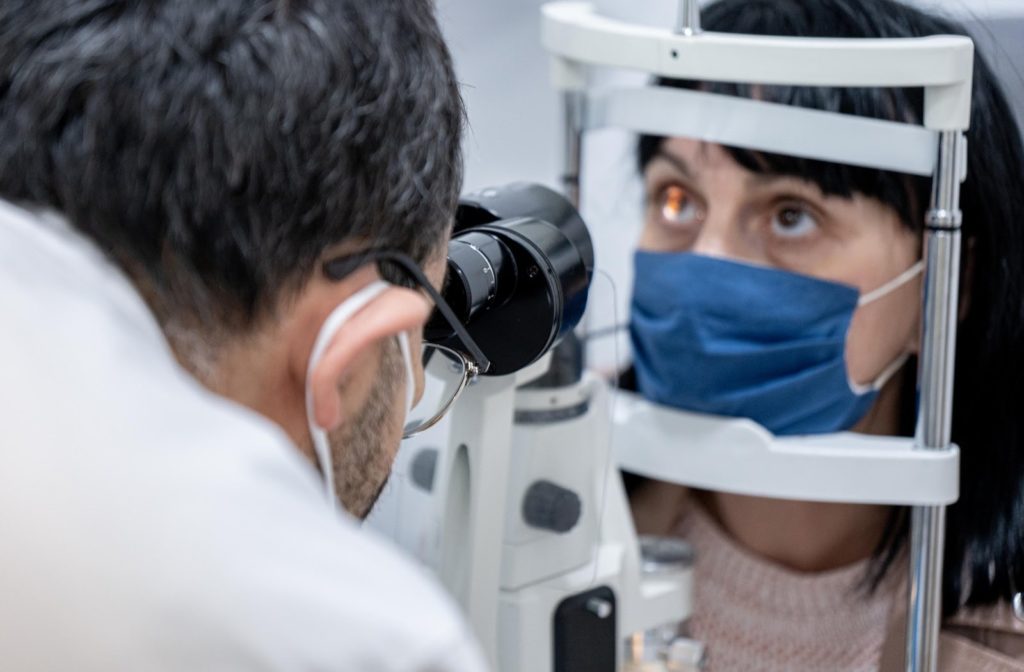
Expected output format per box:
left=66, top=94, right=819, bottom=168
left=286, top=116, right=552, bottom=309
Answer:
left=690, top=210, right=763, bottom=265
left=691, top=213, right=740, bottom=259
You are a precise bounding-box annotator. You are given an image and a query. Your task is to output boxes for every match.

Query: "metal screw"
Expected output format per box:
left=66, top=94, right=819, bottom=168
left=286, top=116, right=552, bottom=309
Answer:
left=586, top=597, right=613, bottom=619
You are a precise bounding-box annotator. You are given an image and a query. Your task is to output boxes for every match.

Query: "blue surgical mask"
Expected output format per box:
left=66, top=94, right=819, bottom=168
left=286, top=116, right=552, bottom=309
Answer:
left=629, top=252, right=922, bottom=436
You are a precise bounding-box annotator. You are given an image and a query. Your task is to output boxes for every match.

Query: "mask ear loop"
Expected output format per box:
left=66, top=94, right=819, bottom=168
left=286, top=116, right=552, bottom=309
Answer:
left=850, top=352, right=912, bottom=395
left=396, top=330, right=415, bottom=417
left=306, top=281, right=392, bottom=508
left=857, top=260, right=925, bottom=306
left=849, top=260, right=925, bottom=395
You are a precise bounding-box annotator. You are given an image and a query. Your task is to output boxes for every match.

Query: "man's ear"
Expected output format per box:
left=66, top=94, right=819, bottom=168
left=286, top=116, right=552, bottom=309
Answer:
left=308, top=287, right=431, bottom=432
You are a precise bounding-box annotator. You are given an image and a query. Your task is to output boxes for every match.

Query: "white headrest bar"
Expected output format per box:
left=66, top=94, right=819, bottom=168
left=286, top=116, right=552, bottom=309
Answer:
left=586, top=86, right=940, bottom=176
left=543, top=1, right=975, bottom=130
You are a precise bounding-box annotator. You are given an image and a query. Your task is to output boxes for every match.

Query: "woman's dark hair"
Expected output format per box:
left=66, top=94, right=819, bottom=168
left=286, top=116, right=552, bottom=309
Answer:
left=636, top=0, right=1024, bottom=616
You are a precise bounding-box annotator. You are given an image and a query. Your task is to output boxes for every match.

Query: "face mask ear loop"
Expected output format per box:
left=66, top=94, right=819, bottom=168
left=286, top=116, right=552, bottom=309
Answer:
left=308, top=418, right=337, bottom=511
left=396, top=331, right=415, bottom=417
left=849, top=352, right=912, bottom=395
left=857, top=260, right=925, bottom=307
left=848, top=260, right=924, bottom=395
left=305, top=281, right=391, bottom=509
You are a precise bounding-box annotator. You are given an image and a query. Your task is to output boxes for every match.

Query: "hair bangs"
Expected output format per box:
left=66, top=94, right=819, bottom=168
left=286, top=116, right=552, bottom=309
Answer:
left=639, top=77, right=932, bottom=230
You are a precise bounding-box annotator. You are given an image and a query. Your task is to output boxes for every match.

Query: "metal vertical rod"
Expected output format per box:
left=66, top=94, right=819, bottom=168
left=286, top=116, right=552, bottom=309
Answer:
left=906, top=131, right=964, bottom=672
left=534, top=89, right=587, bottom=386
left=561, top=90, right=584, bottom=209
left=674, top=0, right=702, bottom=36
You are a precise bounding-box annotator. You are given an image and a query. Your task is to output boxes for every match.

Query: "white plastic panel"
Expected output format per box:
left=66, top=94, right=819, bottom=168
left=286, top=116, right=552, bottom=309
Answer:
left=613, top=391, right=960, bottom=506
left=587, top=86, right=941, bottom=175
left=542, top=1, right=974, bottom=129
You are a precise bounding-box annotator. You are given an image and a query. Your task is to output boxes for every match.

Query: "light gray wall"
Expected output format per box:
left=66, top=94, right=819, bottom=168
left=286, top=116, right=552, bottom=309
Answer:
left=436, top=0, right=562, bottom=193
left=966, top=18, right=1024, bottom=134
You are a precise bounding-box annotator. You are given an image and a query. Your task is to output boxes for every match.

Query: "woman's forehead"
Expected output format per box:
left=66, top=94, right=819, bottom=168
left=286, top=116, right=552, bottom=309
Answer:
left=658, top=137, right=735, bottom=170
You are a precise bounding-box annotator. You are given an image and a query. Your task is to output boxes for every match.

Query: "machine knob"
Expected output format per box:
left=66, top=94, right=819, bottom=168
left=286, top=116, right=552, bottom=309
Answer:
left=522, top=480, right=581, bottom=533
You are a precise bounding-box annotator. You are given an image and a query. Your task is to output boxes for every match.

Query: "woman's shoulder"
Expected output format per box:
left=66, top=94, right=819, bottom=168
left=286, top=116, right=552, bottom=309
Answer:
left=881, top=600, right=1024, bottom=671
left=942, top=601, right=1024, bottom=668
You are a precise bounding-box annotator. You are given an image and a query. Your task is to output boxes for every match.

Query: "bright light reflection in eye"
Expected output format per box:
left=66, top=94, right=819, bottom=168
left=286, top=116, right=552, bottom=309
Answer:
left=660, top=185, right=701, bottom=226
left=662, top=185, right=685, bottom=220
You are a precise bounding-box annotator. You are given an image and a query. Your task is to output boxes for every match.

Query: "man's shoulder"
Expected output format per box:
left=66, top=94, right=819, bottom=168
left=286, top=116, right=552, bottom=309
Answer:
left=0, top=388, right=484, bottom=671
left=0, top=203, right=486, bottom=671
left=167, top=506, right=486, bottom=671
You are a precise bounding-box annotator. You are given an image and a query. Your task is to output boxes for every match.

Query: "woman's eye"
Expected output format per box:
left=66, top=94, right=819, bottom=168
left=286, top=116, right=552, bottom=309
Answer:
left=770, top=206, right=819, bottom=239
left=657, top=185, right=702, bottom=227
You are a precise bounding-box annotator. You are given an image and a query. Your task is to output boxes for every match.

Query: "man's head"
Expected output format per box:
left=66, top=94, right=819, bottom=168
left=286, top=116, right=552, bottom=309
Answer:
left=0, top=0, right=464, bottom=515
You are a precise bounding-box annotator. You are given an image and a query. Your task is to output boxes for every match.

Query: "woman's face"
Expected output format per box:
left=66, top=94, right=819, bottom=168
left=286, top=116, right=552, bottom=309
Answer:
left=639, top=137, right=922, bottom=388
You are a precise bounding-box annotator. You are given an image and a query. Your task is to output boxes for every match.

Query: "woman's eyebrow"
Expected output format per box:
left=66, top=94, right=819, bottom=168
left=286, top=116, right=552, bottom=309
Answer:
left=653, top=150, right=695, bottom=179
left=746, top=171, right=823, bottom=198
left=653, top=147, right=824, bottom=200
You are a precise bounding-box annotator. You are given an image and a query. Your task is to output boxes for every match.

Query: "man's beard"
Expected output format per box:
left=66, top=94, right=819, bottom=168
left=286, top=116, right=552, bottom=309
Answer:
left=327, top=339, right=404, bottom=519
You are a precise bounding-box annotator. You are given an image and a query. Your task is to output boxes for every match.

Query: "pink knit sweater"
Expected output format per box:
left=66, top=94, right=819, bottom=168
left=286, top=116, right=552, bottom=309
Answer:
left=678, top=503, right=904, bottom=671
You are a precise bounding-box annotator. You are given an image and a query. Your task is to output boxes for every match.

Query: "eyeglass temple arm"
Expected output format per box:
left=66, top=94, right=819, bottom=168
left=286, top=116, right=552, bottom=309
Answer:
left=323, top=250, right=492, bottom=374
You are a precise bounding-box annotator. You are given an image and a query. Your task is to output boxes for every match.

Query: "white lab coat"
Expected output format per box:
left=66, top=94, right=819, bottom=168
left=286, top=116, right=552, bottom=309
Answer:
left=0, top=200, right=487, bottom=672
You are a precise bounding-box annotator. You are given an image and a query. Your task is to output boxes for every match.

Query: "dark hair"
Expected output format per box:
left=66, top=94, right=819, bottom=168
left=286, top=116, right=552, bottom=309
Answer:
left=637, top=0, right=1024, bottom=616
left=0, top=0, right=464, bottom=334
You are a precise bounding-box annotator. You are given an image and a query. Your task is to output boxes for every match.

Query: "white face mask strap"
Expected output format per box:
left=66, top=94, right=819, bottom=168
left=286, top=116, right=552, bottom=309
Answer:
left=305, top=281, right=391, bottom=508
left=396, top=330, right=415, bottom=417
left=849, top=261, right=923, bottom=395
left=874, top=352, right=911, bottom=392
left=850, top=352, right=912, bottom=396
left=858, top=260, right=925, bottom=306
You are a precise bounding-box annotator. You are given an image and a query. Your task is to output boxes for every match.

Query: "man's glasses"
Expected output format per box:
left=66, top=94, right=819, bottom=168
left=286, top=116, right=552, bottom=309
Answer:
left=323, top=249, right=490, bottom=438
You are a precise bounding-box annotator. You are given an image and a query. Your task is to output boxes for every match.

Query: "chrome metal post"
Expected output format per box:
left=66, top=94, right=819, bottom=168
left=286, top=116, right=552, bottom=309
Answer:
left=674, top=0, right=702, bottom=36
left=534, top=89, right=587, bottom=387
left=906, top=131, right=965, bottom=672
left=561, top=90, right=584, bottom=209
